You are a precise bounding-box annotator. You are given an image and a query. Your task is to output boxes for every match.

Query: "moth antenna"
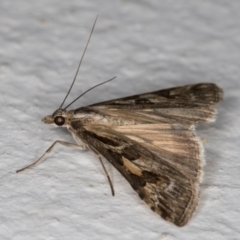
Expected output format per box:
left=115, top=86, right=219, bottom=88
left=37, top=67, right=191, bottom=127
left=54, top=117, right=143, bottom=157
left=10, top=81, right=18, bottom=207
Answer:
left=59, top=15, right=98, bottom=109
left=64, top=76, right=116, bottom=109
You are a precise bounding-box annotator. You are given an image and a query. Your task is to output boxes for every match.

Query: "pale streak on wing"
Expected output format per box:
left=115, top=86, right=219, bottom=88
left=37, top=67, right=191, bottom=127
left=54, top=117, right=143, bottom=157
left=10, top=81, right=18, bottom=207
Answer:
left=96, top=106, right=217, bottom=125
left=114, top=123, right=204, bottom=183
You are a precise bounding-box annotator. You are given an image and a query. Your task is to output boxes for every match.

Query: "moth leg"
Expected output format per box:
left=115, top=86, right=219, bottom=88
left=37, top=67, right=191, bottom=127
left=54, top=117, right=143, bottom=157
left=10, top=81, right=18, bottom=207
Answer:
left=88, top=145, right=115, bottom=196
left=16, top=140, right=86, bottom=173
left=98, top=156, right=115, bottom=196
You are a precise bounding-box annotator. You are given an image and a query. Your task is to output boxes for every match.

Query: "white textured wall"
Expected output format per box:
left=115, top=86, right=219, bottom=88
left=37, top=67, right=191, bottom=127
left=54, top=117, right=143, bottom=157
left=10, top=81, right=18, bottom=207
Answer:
left=0, top=1, right=239, bottom=239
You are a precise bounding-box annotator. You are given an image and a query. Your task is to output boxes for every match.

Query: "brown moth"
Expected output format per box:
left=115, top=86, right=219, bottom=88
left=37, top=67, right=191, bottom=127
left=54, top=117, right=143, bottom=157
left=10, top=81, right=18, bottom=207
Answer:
left=17, top=17, right=223, bottom=227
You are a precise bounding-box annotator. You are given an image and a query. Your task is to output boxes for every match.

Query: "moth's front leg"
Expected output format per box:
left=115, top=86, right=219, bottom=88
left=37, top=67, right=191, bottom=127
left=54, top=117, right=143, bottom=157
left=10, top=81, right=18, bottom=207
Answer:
left=16, top=140, right=86, bottom=173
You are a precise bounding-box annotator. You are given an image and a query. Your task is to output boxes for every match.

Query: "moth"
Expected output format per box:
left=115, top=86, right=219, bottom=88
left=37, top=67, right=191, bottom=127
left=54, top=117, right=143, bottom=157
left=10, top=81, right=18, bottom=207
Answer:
left=17, top=17, right=223, bottom=227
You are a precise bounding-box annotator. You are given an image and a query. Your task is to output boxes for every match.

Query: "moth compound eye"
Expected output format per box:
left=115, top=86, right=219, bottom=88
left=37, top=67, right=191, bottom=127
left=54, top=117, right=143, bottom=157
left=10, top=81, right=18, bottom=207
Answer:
left=54, top=116, right=65, bottom=126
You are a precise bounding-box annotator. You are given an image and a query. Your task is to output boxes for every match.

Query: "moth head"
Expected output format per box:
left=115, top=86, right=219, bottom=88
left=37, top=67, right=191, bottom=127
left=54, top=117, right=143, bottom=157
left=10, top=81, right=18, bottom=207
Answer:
left=42, top=109, right=69, bottom=127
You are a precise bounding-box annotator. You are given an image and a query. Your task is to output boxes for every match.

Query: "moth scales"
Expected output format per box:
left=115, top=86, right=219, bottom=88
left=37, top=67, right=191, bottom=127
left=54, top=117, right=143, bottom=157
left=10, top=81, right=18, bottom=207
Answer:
left=17, top=17, right=223, bottom=227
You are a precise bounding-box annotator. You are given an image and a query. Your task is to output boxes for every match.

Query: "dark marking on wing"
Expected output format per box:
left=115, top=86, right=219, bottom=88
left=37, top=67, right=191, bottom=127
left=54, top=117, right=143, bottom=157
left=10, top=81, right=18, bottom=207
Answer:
left=89, top=83, right=223, bottom=109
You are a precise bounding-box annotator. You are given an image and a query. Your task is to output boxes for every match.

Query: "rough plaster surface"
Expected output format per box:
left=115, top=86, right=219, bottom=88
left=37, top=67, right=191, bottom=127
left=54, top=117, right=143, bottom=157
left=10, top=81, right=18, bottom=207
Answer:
left=0, top=1, right=239, bottom=239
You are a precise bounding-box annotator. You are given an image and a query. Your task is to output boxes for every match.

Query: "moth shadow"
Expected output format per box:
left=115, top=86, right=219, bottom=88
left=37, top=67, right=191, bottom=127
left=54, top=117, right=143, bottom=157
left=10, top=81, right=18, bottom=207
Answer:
left=215, top=95, right=236, bottom=128
left=197, top=96, right=231, bottom=212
